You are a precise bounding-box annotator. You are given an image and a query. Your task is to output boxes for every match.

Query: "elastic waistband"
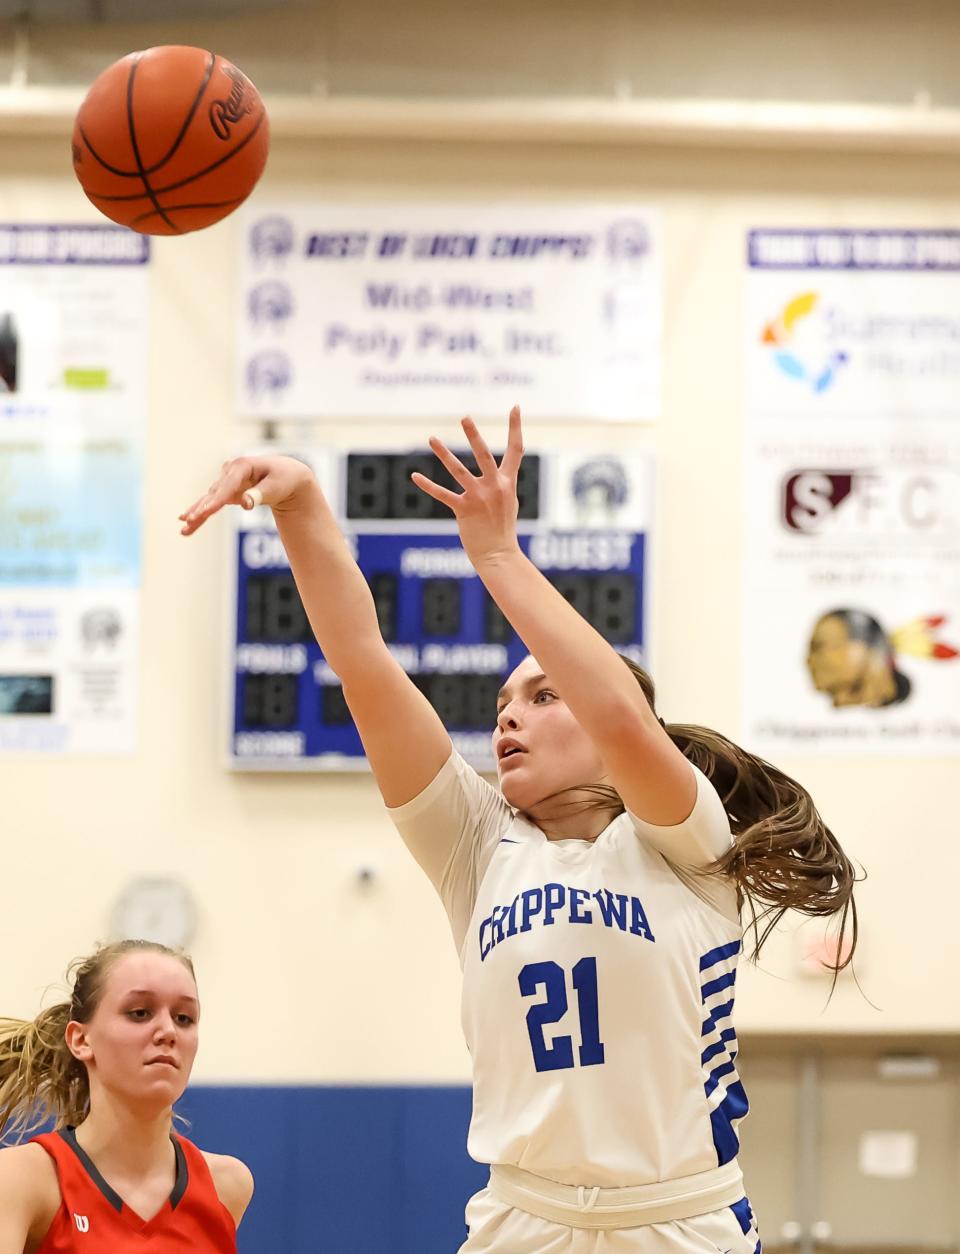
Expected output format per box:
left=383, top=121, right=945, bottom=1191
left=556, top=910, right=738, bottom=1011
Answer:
left=488, top=1159, right=744, bottom=1230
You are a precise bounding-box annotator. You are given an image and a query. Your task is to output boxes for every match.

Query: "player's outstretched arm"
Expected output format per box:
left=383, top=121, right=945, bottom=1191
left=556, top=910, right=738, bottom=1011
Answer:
left=413, top=408, right=696, bottom=827
left=180, top=456, right=452, bottom=806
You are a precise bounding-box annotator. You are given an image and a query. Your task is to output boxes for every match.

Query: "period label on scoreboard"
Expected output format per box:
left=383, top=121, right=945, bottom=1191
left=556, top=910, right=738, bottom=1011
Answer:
left=228, top=449, right=653, bottom=771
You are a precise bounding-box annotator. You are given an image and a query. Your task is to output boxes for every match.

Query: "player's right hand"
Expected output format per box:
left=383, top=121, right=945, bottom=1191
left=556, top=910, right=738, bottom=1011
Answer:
left=179, top=454, right=315, bottom=536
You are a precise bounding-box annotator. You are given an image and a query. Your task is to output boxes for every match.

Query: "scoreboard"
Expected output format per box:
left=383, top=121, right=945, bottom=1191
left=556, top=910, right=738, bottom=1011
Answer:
left=229, top=447, right=653, bottom=771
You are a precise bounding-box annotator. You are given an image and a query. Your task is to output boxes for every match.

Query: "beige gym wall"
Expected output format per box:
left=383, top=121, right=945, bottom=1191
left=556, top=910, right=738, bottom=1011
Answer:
left=2, top=1, right=958, bottom=1085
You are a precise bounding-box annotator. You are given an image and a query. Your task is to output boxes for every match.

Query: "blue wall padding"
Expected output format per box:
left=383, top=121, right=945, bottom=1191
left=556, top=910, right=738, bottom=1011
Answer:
left=179, top=1085, right=488, bottom=1254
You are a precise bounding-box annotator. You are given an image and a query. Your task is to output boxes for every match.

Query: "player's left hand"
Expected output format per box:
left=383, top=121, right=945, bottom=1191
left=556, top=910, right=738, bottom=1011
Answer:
left=412, top=406, right=524, bottom=567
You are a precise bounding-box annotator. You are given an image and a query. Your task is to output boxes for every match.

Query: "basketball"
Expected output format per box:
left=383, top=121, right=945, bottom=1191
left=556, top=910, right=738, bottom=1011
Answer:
left=72, top=45, right=270, bottom=236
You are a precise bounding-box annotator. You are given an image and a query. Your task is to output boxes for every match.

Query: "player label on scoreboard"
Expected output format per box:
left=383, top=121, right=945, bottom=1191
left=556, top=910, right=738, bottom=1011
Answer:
left=228, top=449, right=654, bottom=771
left=236, top=203, right=661, bottom=421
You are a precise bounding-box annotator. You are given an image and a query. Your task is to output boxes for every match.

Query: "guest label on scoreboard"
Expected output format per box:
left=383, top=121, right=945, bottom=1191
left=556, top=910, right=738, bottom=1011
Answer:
left=228, top=448, right=653, bottom=771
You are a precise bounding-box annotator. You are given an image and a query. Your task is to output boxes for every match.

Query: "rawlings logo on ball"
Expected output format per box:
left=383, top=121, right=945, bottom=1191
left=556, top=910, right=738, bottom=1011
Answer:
left=209, top=65, right=254, bottom=140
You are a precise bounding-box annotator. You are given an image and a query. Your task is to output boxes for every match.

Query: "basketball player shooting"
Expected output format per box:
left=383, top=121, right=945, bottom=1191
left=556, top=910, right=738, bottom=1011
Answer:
left=180, top=407, right=859, bottom=1251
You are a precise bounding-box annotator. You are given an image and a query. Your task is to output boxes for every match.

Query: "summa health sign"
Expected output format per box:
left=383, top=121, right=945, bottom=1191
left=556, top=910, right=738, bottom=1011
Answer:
left=747, top=228, right=960, bottom=418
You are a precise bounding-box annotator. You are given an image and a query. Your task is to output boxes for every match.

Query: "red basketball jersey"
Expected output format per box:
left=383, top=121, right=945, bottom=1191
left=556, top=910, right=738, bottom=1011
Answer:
left=31, top=1128, right=237, bottom=1252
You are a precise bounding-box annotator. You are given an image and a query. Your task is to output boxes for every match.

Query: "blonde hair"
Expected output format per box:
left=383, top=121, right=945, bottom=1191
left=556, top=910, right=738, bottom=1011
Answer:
left=0, top=940, right=195, bottom=1142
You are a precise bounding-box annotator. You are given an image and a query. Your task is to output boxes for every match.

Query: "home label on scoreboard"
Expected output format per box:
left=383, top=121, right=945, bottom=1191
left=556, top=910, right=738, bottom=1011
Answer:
left=229, top=447, right=653, bottom=771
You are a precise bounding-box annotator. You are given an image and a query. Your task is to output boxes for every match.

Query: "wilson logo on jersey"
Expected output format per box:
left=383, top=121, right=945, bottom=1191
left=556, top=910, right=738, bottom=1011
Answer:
left=478, top=881, right=655, bottom=961
left=74, top=1214, right=90, bottom=1233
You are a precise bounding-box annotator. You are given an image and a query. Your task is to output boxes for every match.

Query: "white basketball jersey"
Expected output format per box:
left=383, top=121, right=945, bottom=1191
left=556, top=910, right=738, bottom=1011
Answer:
left=389, top=750, right=747, bottom=1189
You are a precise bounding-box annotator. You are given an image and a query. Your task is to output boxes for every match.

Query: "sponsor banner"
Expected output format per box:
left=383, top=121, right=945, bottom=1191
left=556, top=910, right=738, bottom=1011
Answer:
left=743, top=360, right=960, bottom=751
left=0, top=225, right=148, bottom=753
left=0, top=224, right=149, bottom=426
left=0, top=587, right=139, bottom=754
left=236, top=204, right=660, bottom=421
left=748, top=229, right=960, bottom=419
left=744, top=229, right=960, bottom=753
left=0, top=424, right=142, bottom=589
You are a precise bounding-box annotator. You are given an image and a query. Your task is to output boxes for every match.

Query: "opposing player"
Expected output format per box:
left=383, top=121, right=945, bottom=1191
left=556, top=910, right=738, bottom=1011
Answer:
left=180, top=409, right=857, bottom=1250
left=0, top=940, right=253, bottom=1252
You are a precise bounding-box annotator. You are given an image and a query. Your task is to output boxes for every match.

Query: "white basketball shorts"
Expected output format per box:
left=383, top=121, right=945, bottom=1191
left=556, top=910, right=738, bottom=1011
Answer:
left=460, top=1188, right=761, bottom=1253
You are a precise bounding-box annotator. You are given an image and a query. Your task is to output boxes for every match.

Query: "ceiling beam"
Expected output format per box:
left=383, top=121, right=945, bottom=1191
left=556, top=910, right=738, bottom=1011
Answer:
left=1, top=89, right=960, bottom=156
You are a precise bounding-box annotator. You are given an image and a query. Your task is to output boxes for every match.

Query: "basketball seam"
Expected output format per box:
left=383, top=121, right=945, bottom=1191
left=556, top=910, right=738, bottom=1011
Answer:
left=77, top=125, right=145, bottom=179
left=78, top=50, right=220, bottom=181
left=147, top=49, right=218, bottom=172
left=125, top=54, right=178, bottom=232
left=129, top=198, right=248, bottom=229
left=78, top=109, right=267, bottom=203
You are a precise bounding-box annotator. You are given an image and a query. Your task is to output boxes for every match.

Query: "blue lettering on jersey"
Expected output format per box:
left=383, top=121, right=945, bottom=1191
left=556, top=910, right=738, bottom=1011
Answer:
left=479, top=883, right=655, bottom=960
left=520, top=888, right=543, bottom=932
left=569, top=886, right=593, bottom=923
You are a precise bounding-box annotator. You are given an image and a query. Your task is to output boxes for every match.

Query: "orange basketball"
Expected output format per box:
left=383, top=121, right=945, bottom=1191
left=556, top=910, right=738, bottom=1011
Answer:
left=72, top=45, right=270, bottom=236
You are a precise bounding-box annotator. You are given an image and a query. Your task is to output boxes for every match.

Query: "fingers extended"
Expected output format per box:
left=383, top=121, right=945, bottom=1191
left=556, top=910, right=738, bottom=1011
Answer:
left=461, top=417, right=498, bottom=475
left=500, top=405, right=524, bottom=477
left=428, top=435, right=475, bottom=489
left=410, top=471, right=461, bottom=511
left=179, top=462, right=249, bottom=530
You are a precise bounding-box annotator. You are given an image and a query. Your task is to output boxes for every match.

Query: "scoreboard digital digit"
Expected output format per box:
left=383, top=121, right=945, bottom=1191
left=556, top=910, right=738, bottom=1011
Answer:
left=229, top=448, right=653, bottom=771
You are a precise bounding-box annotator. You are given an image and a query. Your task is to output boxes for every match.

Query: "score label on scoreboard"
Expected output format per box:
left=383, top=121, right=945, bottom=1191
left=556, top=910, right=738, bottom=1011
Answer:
left=229, top=449, right=653, bottom=771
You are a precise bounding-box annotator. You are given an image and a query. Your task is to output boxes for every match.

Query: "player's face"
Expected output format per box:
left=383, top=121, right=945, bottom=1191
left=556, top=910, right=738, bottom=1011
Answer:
left=493, top=655, right=609, bottom=813
left=806, top=615, right=865, bottom=696
left=78, top=953, right=200, bottom=1111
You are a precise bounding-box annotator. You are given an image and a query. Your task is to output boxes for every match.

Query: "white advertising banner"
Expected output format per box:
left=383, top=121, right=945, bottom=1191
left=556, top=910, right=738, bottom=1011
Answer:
left=747, top=230, right=960, bottom=419
left=743, top=229, right=960, bottom=755
left=236, top=204, right=660, bottom=421
left=0, top=225, right=149, bottom=754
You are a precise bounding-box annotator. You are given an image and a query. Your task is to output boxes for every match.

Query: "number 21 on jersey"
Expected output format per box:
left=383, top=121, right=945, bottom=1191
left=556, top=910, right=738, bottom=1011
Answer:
left=519, top=957, right=605, bottom=1073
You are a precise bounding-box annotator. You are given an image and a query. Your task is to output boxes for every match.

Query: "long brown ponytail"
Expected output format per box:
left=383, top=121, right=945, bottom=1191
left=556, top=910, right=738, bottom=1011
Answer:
left=621, top=658, right=860, bottom=972
left=0, top=940, right=195, bottom=1142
